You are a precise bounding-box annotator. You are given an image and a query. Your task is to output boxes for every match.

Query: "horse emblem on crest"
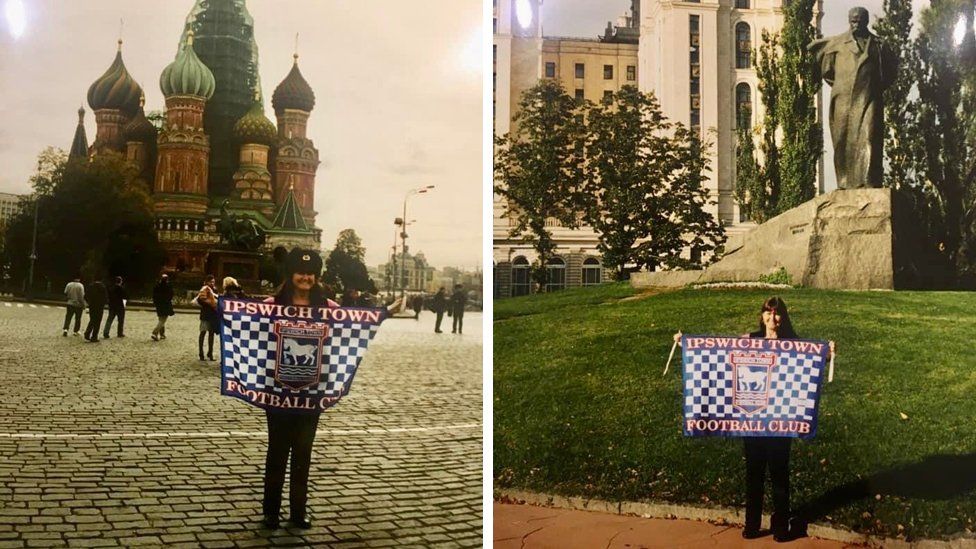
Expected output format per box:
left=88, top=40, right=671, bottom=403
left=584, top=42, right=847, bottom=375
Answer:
left=273, top=320, right=329, bottom=391
left=730, top=350, right=776, bottom=415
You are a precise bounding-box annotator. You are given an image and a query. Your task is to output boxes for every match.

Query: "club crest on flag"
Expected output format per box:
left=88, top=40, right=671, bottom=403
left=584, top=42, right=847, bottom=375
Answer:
left=731, top=350, right=775, bottom=415
left=273, top=320, right=329, bottom=391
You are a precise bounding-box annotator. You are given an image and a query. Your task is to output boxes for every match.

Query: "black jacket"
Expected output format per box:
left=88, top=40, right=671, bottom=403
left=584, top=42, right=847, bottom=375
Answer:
left=87, top=282, right=108, bottom=310
left=153, top=281, right=175, bottom=317
left=107, top=284, right=127, bottom=311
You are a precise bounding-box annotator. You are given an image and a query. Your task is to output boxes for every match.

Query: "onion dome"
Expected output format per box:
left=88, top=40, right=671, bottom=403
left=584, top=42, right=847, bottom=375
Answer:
left=124, top=96, right=157, bottom=143
left=271, top=55, right=315, bottom=114
left=87, top=40, right=144, bottom=113
left=233, top=96, right=277, bottom=146
left=159, top=31, right=216, bottom=99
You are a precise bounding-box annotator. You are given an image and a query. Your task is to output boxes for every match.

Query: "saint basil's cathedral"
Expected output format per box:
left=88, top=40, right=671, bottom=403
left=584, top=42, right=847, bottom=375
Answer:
left=68, top=0, right=321, bottom=279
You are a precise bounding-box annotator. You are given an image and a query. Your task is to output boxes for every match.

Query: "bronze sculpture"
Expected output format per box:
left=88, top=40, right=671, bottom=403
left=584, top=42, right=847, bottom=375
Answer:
left=809, top=7, right=898, bottom=189
left=217, top=200, right=266, bottom=251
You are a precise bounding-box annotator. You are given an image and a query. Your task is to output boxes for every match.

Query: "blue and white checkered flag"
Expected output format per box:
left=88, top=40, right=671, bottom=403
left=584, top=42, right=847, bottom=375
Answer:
left=218, top=297, right=387, bottom=413
left=681, top=335, right=828, bottom=439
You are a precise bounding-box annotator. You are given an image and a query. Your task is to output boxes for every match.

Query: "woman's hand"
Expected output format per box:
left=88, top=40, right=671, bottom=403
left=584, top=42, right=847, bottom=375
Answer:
left=829, top=340, right=836, bottom=358
left=673, top=331, right=682, bottom=345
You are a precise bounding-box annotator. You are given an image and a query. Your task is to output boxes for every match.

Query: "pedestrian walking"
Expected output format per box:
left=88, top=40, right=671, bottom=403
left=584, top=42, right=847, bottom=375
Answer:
left=450, top=284, right=467, bottom=334
left=432, top=287, right=447, bottom=333
left=102, top=276, right=127, bottom=339
left=62, top=275, right=85, bottom=336
left=411, top=293, right=423, bottom=320
left=196, top=275, right=219, bottom=361
left=83, top=280, right=107, bottom=342
left=151, top=274, right=174, bottom=341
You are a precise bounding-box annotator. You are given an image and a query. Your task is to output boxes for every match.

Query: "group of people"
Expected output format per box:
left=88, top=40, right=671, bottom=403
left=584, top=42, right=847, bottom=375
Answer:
left=62, top=275, right=128, bottom=342
left=422, top=284, right=468, bottom=334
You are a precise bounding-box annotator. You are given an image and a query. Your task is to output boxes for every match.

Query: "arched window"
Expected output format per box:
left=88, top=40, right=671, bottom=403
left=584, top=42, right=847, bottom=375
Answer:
left=736, top=22, right=752, bottom=69
left=545, top=257, right=566, bottom=292
left=735, top=0, right=750, bottom=8
left=736, top=83, right=752, bottom=129
left=511, top=256, right=530, bottom=297
left=582, top=258, right=603, bottom=286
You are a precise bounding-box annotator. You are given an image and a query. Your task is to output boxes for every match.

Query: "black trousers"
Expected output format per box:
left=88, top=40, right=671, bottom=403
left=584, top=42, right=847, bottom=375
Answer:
left=263, top=410, right=320, bottom=520
left=744, top=437, right=792, bottom=534
left=434, top=311, right=445, bottom=332
left=84, top=308, right=104, bottom=341
left=62, top=305, right=83, bottom=333
left=452, top=311, right=464, bottom=333
left=103, top=308, right=125, bottom=337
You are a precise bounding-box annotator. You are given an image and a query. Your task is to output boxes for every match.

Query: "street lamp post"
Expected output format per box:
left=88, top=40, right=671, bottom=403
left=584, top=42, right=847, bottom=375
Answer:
left=399, top=185, right=434, bottom=301
left=26, top=196, right=39, bottom=300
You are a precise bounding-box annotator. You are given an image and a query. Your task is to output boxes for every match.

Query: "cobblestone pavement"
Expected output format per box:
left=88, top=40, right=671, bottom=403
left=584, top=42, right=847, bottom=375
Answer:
left=0, top=304, right=483, bottom=548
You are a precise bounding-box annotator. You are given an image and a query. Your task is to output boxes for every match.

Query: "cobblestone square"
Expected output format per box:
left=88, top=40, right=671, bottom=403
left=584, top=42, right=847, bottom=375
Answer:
left=0, top=303, right=482, bottom=547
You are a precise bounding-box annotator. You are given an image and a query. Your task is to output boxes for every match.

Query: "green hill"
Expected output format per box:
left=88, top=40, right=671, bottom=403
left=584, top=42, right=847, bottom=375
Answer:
left=494, top=284, right=976, bottom=540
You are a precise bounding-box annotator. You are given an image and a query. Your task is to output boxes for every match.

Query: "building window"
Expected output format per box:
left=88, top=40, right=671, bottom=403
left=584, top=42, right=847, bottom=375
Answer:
left=582, top=258, right=602, bottom=286
left=604, top=64, right=613, bottom=79
left=511, top=257, right=530, bottom=297
left=603, top=90, right=614, bottom=102
left=690, top=15, right=701, bottom=131
left=545, top=257, right=566, bottom=292
left=736, top=23, right=752, bottom=69
left=575, top=88, right=585, bottom=101
left=736, top=0, right=750, bottom=8
left=545, top=61, right=556, bottom=78
left=575, top=63, right=585, bottom=78
left=493, top=17, right=497, bottom=34
left=736, top=83, right=752, bottom=129
left=627, top=65, right=636, bottom=81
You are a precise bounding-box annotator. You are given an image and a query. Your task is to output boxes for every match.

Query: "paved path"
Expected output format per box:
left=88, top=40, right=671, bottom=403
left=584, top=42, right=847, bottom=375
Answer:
left=494, top=503, right=856, bottom=549
left=0, top=305, right=482, bottom=547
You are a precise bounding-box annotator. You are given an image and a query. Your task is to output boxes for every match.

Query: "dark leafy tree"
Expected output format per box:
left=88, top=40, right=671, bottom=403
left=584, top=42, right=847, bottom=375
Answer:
left=583, top=86, right=725, bottom=278
left=494, top=79, right=586, bottom=292
left=323, top=229, right=377, bottom=294
left=735, top=127, right=767, bottom=223
left=2, top=149, right=164, bottom=295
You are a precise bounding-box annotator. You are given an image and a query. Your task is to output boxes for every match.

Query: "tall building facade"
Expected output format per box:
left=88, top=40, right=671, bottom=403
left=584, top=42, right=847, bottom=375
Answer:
left=0, top=192, right=25, bottom=236
left=493, top=0, right=636, bottom=298
left=639, top=0, right=822, bottom=225
left=494, top=0, right=822, bottom=298
left=75, top=0, right=321, bottom=278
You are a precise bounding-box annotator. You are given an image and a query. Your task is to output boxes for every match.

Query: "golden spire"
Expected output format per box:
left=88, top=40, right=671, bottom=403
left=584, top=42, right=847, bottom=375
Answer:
left=186, top=29, right=195, bottom=47
left=294, top=32, right=299, bottom=63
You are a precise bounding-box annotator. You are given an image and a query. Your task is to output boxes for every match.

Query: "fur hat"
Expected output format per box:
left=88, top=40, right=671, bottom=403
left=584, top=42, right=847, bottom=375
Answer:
left=285, top=248, right=323, bottom=276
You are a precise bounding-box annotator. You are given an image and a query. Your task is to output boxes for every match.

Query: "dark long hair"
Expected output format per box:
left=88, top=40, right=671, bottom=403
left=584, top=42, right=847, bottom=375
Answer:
left=274, top=276, right=329, bottom=307
left=756, top=296, right=797, bottom=338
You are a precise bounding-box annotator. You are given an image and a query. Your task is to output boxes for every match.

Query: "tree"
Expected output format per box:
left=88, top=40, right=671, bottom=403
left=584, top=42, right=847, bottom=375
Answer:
left=902, top=0, right=976, bottom=284
left=737, top=3, right=822, bottom=220
left=735, top=127, right=767, bottom=223
left=322, top=229, right=377, bottom=294
left=2, top=149, right=165, bottom=294
left=494, top=79, right=586, bottom=292
left=776, top=0, right=822, bottom=211
left=875, top=0, right=921, bottom=191
left=583, top=86, right=725, bottom=278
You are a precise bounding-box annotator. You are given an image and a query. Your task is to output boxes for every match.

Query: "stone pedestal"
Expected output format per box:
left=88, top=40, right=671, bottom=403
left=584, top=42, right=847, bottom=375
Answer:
left=632, top=188, right=906, bottom=290
left=208, top=249, right=262, bottom=293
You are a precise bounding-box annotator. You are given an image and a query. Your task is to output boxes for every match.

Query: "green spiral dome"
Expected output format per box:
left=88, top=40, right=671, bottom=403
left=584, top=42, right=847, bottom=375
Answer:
left=87, top=44, right=143, bottom=113
left=159, top=33, right=216, bottom=99
left=233, top=99, right=277, bottom=146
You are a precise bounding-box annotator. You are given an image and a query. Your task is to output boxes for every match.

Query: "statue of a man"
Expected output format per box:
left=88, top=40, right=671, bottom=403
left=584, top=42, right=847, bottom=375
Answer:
left=808, top=7, right=898, bottom=189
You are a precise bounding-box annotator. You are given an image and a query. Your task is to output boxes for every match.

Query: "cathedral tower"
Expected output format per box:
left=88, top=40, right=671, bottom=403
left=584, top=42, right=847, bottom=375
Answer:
left=87, top=40, right=143, bottom=154
left=180, top=0, right=262, bottom=198
left=271, top=54, right=319, bottom=226
left=154, top=31, right=216, bottom=216
left=231, top=92, right=276, bottom=217
left=69, top=107, right=89, bottom=160
left=123, top=95, right=158, bottom=188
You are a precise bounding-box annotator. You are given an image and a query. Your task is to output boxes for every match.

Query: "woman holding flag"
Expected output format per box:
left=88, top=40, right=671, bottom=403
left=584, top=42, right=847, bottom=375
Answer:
left=674, top=296, right=835, bottom=542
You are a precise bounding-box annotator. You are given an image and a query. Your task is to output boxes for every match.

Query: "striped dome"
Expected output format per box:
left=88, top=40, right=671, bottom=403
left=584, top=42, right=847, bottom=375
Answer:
left=87, top=42, right=143, bottom=113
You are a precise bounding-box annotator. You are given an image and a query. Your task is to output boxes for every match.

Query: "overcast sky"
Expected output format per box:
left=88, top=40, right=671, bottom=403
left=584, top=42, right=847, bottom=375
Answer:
left=0, top=0, right=482, bottom=269
left=544, top=0, right=931, bottom=191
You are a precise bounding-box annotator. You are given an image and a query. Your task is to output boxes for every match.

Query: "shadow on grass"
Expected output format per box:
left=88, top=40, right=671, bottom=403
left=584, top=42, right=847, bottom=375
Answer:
left=793, top=453, right=976, bottom=535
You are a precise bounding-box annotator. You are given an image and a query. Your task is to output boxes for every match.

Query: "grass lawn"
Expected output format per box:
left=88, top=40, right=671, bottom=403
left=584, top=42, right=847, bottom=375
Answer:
left=494, top=284, right=976, bottom=540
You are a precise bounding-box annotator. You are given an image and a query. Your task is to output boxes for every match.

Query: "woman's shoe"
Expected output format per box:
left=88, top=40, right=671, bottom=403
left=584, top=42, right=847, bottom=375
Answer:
left=261, top=515, right=280, bottom=529
left=290, top=517, right=312, bottom=529
left=742, top=528, right=769, bottom=540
